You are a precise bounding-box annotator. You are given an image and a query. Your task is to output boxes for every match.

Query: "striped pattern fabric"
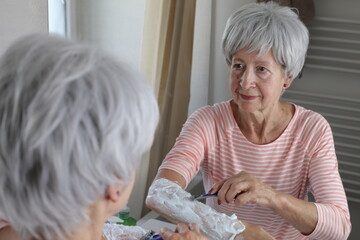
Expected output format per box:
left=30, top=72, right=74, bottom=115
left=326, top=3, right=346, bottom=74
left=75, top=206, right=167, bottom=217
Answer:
left=159, top=101, right=351, bottom=239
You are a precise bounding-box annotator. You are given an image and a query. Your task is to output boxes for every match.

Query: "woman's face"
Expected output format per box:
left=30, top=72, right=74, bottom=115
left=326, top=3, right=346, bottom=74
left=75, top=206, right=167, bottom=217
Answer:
left=229, top=48, right=290, bottom=114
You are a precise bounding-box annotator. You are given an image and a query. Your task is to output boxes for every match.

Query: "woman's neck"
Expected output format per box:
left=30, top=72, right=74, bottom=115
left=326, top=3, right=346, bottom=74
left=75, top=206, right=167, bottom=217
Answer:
left=55, top=201, right=107, bottom=240
left=61, top=220, right=104, bottom=240
left=232, top=101, right=294, bottom=144
left=0, top=223, right=105, bottom=240
left=0, top=197, right=109, bottom=240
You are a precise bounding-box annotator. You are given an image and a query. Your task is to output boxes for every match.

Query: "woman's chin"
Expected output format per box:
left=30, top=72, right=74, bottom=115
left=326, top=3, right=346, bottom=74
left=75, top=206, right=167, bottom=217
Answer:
left=241, top=106, right=258, bottom=114
left=233, top=100, right=258, bottom=113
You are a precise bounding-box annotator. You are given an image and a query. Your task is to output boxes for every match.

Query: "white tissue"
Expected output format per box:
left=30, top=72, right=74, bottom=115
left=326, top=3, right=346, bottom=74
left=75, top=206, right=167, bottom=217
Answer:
left=146, top=178, right=245, bottom=240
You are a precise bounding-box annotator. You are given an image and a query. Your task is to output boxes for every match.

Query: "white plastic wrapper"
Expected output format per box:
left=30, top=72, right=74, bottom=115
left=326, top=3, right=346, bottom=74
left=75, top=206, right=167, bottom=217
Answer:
left=146, top=178, right=245, bottom=240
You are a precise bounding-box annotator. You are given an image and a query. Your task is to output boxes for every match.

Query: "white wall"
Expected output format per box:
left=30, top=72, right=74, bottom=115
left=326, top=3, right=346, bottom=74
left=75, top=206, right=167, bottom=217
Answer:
left=188, top=0, right=213, bottom=115
left=189, top=0, right=255, bottom=115
left=0, top=0, right=48, bottom=55
left=208, top=0, right=255, bottom=105
left=67, top=0, right=146, bottom=69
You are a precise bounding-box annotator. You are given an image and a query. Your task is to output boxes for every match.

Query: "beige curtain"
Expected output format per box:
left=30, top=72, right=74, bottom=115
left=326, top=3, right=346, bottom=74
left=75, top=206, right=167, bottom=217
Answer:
left=140, top=0, right=196, bottom=216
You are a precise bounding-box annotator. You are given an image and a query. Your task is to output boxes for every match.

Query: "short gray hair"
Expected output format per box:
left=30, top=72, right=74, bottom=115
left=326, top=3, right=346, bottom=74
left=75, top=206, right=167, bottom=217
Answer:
left=222, top=2, right=309, bottom=80
left=0, top=34, right=159, bottom=239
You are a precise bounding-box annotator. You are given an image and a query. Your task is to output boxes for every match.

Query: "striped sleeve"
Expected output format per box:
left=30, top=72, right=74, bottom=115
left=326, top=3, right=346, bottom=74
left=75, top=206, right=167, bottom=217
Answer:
left=159, top=106, right=215, bottom=187
left=306, top=117, right=351, bottom=239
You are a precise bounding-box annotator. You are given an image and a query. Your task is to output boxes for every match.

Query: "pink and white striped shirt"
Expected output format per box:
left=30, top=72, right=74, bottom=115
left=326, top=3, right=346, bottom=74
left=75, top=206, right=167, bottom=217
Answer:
left=159, top=101, right=351, bottom=239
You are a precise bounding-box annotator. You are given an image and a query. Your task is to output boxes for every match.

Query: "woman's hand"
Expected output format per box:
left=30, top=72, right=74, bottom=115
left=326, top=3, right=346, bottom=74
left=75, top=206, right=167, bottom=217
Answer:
left=240, top=221, right=275, bottom=240
left=210, top=171, right=318, bottom=234
left=159, top=223, right=208, bottom=240
left=210, top=171, right=278, bottom=209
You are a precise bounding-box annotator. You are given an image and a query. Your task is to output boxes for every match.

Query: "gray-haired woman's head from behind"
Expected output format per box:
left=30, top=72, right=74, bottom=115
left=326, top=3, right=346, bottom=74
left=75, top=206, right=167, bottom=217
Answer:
left=0, top=34, right=159, bottom=239
left=222, top=2, right=309, bottom=81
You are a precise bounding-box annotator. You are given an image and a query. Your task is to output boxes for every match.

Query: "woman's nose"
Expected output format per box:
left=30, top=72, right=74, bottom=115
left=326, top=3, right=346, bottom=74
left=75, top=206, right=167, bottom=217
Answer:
left=240, top=70, right=256, bottom=89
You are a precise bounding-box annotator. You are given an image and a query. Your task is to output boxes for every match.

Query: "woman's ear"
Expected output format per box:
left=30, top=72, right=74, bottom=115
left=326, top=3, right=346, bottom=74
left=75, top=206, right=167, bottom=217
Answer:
left=104, top=174, right=135, bottom=215
left=106, top=185, right=123, bottom=202
left=283, top=76, right=292, bottom=89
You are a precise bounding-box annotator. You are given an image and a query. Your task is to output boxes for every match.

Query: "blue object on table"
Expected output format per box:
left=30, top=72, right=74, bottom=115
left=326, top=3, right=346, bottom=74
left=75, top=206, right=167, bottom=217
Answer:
left=192, top=192, right=218, bottom=201
left=141, top=230, right=163, bottom=240
left=149, top=234, right=163, bottom=240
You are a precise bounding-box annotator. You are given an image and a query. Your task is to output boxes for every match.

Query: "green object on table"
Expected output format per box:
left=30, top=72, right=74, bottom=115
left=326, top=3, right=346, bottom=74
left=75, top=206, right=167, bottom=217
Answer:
left=118, top=205, right=137, bottom=226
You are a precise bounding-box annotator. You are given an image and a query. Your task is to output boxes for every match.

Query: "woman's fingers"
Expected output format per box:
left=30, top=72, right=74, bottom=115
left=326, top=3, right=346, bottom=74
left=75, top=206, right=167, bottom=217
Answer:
left=176, top=222, right=190, bottom=233
left=216, top=171, right=248, bottom=204
left=160, top=223, right=208, bottom=240
left=233, top=191, right=254, bottom=206
left=208, top=180, right=225, bottom=194
left=160, top=227, right=177, bottom=239
left=188, top=222, right=201, bottom=232
left=226, top=180, right=252, bottom=204
left=213, top=171, right=276, bottom=207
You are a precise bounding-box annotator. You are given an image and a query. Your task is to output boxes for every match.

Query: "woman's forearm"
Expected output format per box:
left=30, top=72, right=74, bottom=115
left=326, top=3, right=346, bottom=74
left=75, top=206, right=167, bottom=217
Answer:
left=154, top=169, right=187, bottom=189
left=146, top=169, right=187, bottom=218
left=273, top=191, right=317, bottom=235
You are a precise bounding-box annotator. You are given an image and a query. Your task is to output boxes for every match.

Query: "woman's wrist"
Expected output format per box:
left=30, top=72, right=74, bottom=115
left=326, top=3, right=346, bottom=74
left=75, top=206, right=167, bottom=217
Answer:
left=267, top=188, right=284, bottom=212
left=268, top=191, right=318, bottom=234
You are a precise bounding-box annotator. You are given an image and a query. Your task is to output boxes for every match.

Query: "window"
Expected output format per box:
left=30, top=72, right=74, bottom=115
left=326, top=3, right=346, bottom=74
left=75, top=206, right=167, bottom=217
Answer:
left=48, top=0, right=67, bottom=36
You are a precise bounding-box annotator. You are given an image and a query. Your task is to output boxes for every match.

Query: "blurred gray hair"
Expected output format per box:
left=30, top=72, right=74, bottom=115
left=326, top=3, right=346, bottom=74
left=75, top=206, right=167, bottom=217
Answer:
left=222, top=2, right=309, bottom=81
left=0, top=34, right=159, bottom=239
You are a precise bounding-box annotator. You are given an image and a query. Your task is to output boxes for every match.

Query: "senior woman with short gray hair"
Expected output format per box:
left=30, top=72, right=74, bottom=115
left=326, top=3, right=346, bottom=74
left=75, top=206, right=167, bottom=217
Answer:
left=149, top=2, right=351, bottom=239
left=0, top=34, right=207, bottom=240
left=0, top=33, right=158, bottom=240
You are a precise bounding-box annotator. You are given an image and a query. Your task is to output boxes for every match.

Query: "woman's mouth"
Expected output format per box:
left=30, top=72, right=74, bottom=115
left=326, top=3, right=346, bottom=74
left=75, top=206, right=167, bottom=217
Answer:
left=239, top=94, right=257, bottom=100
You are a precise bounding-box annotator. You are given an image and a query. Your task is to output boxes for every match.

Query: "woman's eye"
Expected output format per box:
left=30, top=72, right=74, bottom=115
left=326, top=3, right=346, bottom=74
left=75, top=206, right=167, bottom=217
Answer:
left=258, top=66, right=268, bottom=72
left=233, top=64, right=244, bottom=70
